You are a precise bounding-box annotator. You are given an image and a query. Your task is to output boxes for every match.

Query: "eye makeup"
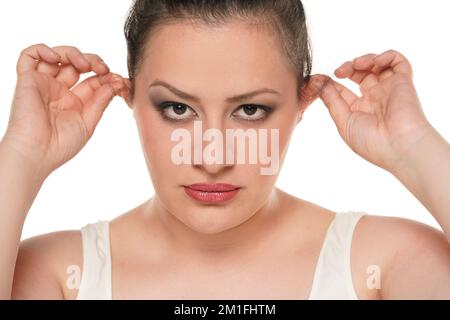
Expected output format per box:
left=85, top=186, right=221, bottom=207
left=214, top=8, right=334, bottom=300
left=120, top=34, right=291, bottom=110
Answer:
left=231, top=104, right=274, bottom=122
left=151, top=100, right=275, bottom=123
left=154, top=101, right=198, bottom=123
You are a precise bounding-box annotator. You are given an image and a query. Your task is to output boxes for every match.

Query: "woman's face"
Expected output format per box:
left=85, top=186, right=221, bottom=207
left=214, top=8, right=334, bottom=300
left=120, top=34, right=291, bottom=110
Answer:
left=131, top=20, right=307, bottom=234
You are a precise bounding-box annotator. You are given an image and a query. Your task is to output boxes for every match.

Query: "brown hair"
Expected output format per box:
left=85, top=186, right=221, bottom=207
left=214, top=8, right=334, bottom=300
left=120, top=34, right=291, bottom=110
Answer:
left=124, top=0, right=312, bottom=101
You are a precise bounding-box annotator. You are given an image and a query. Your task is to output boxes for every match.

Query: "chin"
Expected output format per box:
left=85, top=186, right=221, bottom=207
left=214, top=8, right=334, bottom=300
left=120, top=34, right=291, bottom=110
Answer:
left=180, top=206, right=250, bottom=235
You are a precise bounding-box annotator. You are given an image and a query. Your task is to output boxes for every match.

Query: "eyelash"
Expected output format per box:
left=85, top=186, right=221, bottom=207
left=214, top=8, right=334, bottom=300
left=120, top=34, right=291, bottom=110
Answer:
left=155, top=101, right=274, bottom=123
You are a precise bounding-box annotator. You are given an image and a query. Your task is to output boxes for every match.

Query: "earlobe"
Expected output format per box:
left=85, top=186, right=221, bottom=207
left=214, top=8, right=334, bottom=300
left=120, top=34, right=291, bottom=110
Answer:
left=126, top=100, right=134, bottom=110
left=295, top=105, right=305, bottom=123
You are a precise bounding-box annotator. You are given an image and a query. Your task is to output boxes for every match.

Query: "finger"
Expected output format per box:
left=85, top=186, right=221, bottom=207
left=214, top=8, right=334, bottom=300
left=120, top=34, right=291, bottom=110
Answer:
left=54, top=65, right=80, bottom=89
left=51, top=46, right=91, bottom=74
left=374, top=49, right=413, bottom=77
left=16, top=43, right=61, bottom=75
left=335, top=61, right=379, bottom=93
left=329, top=80, right=359, bottom=107
left=81, top=80, right=125, bottom=138
left=119, top=78, right=132, bottom=106
left=82, top=53, right=110, bottom=75
left=53, top=53, right=110, bottom=89
left=36, top=62, right=84, bottom=89
left=36, top=60, right=61, bottom=76
left=352, top=53, right=378, bottom=71
left=332, top=80, right=374, bottom=114
left=379, top=68, right=395, bottom=81
left=71, top=74, right=113, bottom=104
left=71, top=72, right=123, bottom=105
left=335, top=54, right=378, bottom=78
left=299, top=74, right=329, bottom=106
left=319, top=77, right=352, bottom=139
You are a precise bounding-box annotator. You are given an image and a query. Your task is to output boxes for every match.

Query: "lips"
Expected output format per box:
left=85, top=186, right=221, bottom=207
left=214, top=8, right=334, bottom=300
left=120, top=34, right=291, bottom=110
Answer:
left=183, top=183, right=241, bottom=203
left=187, top=183, right=240, bottom=192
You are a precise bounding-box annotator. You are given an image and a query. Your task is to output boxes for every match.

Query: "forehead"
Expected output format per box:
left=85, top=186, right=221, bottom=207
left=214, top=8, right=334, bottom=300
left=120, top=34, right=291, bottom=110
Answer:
left=139, top=20, right=296, bottom=94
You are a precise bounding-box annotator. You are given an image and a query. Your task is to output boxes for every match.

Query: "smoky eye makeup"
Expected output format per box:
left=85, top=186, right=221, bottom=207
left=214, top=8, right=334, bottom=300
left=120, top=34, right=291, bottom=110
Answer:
left=154, top=101, right=198, bottom=123
left=149, top=94, right=276, bottom=124
left=231, top=104, right=275, bottom=123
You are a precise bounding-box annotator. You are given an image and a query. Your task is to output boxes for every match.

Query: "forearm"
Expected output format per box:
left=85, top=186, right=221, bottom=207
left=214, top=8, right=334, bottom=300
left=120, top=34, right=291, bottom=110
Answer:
left=391, top=126, right=450, bottom=242
left=0, top=140, right=46, bottom=299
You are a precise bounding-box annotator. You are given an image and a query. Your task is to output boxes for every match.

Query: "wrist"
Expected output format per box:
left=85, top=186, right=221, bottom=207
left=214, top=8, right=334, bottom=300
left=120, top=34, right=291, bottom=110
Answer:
left=0, top=138, right=49, bottom=186
left=390, top=125, right=449, bottom=180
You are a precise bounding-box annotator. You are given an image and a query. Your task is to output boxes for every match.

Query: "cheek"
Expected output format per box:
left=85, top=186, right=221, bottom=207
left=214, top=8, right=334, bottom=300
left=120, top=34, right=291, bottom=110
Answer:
left=135, top=109, right=176, bottom=173
left=238, top=110, right=297, bottom=193
left=270, top=107, right=299, bottom=160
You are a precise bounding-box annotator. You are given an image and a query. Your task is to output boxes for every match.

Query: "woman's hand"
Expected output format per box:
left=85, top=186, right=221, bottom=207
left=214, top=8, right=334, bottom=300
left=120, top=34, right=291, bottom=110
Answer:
left=318, top=49, right=434, bottom=173
left=2, top=43, right=130, bottom=180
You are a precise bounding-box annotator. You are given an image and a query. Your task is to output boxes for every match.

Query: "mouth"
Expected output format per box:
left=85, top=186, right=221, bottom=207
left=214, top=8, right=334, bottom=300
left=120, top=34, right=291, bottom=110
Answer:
left=183, top=183, right=241, bottom=203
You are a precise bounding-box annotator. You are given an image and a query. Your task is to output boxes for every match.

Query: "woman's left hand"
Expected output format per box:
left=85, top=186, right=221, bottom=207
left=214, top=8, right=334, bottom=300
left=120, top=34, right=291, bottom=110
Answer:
left=319, top=49, right=434, bottom=173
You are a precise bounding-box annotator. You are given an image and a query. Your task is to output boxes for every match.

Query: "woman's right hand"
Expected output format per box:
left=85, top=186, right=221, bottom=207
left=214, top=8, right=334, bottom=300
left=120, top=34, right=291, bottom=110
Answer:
left=2, top=44, right=130, bottom=180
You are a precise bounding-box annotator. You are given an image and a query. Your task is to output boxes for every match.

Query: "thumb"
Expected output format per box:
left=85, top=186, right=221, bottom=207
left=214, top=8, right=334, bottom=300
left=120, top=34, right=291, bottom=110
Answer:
left=81, top=82, right=120, bottom=138
left=319, top=77, right=352, bottom=139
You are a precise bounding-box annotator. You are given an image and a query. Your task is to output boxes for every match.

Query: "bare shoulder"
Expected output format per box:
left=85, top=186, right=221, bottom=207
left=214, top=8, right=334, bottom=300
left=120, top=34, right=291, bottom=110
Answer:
left=11, top=202, right=142, bottom=300
left=275, top=188, right=337, bottom=222
left=352, top=214, right=450, bottom=299
left=273, top=188, right=338, bottom=248
left=12, top=229, right=82, bottom=300
left=279, top=189, right=450, bottom=299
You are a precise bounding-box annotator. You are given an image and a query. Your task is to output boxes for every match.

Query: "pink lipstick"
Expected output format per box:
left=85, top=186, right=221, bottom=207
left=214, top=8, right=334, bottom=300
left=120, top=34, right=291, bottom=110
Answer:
left=183, top=183, right=240, bottom=203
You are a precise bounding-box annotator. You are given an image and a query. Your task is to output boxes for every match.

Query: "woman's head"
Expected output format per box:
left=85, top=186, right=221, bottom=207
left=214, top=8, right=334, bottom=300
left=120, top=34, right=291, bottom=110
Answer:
left=123, top=0, right=321, bottom=235
left=125, top=0, right=313, bottom=99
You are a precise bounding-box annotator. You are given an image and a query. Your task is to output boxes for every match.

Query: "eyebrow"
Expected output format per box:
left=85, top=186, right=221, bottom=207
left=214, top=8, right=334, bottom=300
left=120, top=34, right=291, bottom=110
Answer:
left=148, top=80, right=280, bottom=104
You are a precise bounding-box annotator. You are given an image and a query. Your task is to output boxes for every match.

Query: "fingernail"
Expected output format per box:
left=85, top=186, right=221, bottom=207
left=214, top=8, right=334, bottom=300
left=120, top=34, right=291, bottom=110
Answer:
left=111, top=81, right=124, bottom=93
left=111, top=74, right=122, bottom=82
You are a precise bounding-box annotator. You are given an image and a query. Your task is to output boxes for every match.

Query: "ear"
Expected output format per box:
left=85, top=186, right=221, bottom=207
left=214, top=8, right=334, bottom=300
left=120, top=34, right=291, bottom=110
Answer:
left=297, top=74, right=330, bottom=123
left=123, top=78, right=134, bottom=110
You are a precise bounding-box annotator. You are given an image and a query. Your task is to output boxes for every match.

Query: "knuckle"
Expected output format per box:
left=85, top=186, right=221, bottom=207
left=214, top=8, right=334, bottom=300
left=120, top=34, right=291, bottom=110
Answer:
left=388, top=49, right=408, bottom=61
left=386, top=49, right=398, bottom=55
left=88, top=53, right=101, bottom=59
left=53, top=45, right=80, bottom=55
left=107, top=83, right=116, bottom=96
left=84, top=53, right=102, bottom=62
left=20, top=43, right=59, bottom=59
left=69, top=46, right=83, bottom=55
left=19, top=43, right=41, bottom=57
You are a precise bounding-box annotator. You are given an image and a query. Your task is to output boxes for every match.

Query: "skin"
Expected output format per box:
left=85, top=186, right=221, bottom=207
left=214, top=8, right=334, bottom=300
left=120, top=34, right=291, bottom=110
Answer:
left=1, top=19, right=449, bottom=300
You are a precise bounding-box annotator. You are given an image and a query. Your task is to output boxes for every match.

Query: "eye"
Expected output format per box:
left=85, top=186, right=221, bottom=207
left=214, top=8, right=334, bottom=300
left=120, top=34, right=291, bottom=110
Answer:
left=157, top=102, right=197, bottom=121
left=232, top=104, right=274, bottom=121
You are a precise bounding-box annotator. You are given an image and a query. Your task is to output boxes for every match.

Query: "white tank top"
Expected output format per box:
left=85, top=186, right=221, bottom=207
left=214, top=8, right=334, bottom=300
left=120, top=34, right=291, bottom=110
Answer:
left=76, top=210, right=366, bottom=300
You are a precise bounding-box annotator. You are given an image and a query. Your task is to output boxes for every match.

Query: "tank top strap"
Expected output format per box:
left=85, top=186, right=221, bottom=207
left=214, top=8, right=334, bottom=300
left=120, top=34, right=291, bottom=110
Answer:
left=308, top=211, right=367, bottom=300
left=76, top=220, right=112, bottom=300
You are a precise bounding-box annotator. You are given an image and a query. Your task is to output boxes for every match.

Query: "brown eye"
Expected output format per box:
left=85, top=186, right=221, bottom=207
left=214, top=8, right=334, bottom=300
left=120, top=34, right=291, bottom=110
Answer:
left=243, top=105, right=258, bottom=115
left=173, top=104, right=187, bottom=115
left=158, top=102, right=197, bottom=121
left=233, top=104, right=274, bottom=121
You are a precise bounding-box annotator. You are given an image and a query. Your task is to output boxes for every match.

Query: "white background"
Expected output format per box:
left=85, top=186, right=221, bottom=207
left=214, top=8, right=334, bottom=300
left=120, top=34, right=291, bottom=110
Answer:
left=0, top=0, right=448, bottom=239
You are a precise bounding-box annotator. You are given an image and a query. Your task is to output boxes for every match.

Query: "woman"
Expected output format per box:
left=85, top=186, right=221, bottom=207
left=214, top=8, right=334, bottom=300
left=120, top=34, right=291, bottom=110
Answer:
left=0, top=0, right=449, bottom=299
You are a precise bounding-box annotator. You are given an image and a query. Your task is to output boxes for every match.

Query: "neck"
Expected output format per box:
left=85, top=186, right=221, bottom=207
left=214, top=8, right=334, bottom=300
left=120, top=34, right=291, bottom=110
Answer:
left=142, top=189, right=282, bottom=260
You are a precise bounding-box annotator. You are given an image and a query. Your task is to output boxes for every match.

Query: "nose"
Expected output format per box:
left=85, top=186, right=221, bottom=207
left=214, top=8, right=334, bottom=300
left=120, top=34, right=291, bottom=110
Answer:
left=195, top=161, right=233, bottom=176
left=191, top=119, right=235, bottom=175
